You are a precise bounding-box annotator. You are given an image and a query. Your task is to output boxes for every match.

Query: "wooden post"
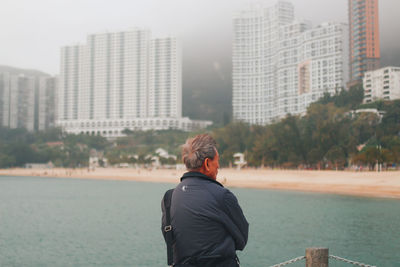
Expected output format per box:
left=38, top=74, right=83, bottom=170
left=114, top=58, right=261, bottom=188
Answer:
left=306, top=248, right=329, bottom=267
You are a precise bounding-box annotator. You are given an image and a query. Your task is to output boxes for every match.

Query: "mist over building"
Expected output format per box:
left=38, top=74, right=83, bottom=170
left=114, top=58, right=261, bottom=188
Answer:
left=0, top=72, right=57, bottom=131
left=232, top=1, right=349, bottom=125
left=57, top=29, right=211, bottom=137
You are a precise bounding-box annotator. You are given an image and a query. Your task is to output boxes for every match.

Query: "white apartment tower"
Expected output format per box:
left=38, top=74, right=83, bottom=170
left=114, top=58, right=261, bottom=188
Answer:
left=58, top=29, right=207, bottom=137
left=149, top=38, right=182, bottom=118
left=363, top=66, right=400, bottom=103
left=233, top=1, right=349, bottom=124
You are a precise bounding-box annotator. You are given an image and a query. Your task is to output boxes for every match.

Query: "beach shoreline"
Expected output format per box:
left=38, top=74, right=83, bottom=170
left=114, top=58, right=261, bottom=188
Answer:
left=1, top=167, right=400, bottom=199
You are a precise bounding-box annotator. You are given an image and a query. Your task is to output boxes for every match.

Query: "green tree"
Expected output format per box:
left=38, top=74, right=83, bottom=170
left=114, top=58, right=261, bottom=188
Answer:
left=325, top=146, right=346, bottom=170
left=212, top=122, right=253, bottom=166
left=0, top=153, right=16, bottom=168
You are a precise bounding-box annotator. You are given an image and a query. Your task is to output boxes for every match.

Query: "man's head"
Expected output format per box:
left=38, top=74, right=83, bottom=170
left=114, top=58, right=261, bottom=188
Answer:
left=182, top=134, right=219, bottom=180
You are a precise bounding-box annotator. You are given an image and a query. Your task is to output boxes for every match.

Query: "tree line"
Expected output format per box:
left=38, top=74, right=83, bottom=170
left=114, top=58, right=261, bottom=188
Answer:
left=0, top=86, right=399, bottom=170
left=214, top=86, right=400, bottom=170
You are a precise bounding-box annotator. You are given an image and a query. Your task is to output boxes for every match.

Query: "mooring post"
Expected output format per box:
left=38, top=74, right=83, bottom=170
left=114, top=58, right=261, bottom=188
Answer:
left=306, top=248, right=329, bottom=267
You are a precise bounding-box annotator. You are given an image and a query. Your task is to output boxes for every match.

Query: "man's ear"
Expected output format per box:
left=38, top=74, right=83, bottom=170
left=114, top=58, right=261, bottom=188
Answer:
left=204, top=158, right=210, bottom=170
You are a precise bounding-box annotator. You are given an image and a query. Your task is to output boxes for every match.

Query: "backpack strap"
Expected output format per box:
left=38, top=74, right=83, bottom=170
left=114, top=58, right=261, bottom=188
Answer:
left=163, top=189, right=174, bottom=266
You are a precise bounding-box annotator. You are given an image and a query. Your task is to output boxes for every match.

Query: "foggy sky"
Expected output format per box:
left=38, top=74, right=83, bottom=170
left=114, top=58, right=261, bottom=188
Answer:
left=0, top=0, right=399, bottom=75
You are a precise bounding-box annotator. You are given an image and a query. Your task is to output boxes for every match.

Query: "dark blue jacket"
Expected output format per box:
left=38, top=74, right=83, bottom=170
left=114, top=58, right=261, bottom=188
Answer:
left=161, top=172, right=249, bottom=266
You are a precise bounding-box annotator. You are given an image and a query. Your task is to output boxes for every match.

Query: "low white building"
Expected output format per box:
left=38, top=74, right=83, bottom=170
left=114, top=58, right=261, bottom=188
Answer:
left=155, top=148, right=177, bottom=160
left=363, top=66, right=400, bottom=103
left=57, top=117, right=212, bottom=137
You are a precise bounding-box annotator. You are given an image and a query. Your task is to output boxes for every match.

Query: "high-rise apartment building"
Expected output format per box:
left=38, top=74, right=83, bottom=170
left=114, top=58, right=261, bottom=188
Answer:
left=58, top=29, right=209, bottom=137
left=0, top=73, right=56, bottom=131
left=233, top=1, right=349, bottom=124
left=0, top=73, right=34, bottom=130
left=363, top=66, right=400, bottom=103
left=0, top=74, right=4, bottom=125
left=149, top=38, right=182, bottom=118
left=348, top=0, right=380, bottom=83
left=37, top=77, right=58, bottom=130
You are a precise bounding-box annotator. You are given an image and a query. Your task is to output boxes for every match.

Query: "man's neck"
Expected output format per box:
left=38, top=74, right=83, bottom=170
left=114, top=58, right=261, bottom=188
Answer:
left=188, top=169, right=215, bottom=180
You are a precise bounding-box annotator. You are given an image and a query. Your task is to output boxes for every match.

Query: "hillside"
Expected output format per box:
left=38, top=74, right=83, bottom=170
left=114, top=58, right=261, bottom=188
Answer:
left=0, top=65, right=50, bottom=77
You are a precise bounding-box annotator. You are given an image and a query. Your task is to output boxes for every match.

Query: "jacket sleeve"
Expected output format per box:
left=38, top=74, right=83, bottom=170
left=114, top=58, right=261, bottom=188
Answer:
left=161, top=197, right=167, bottom=241
left=223, top=190, right=249, bottom=250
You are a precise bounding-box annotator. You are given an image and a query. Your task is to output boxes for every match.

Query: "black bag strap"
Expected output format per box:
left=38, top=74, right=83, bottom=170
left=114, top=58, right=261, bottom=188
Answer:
left=163, top=189, right=174, bottom=266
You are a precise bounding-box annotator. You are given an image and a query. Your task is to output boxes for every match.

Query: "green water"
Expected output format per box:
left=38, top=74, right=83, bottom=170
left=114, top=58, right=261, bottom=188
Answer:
left=0, top=176, right=399, bottom=267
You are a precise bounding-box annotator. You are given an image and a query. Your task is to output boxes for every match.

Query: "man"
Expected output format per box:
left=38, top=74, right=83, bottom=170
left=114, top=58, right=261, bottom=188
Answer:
left=161, top=134, right=249, bottom=267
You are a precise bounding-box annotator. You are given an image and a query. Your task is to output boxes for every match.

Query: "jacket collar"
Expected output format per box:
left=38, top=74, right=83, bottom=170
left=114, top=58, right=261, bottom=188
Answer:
left=181, top=171, right=224, bottom=187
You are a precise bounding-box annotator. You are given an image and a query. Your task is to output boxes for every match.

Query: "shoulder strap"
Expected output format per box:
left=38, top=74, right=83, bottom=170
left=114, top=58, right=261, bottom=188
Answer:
left=163, top=189, right=174, bottom=266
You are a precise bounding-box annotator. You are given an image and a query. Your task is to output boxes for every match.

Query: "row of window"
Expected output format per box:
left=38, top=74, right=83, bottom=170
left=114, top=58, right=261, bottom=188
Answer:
left=62, top=119, right=184, bottom=129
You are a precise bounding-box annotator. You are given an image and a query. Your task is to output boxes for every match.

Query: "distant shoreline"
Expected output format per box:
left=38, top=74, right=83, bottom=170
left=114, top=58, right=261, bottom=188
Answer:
left=1, top=168, right=400, bottom=199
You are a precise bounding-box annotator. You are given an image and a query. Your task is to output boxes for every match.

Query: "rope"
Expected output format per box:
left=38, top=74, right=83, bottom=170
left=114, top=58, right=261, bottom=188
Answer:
left=267, top=256, right=305, bottom=267
left=266, top=254, right=377, bottom=267
left=329, top=255, right=377, bottom=267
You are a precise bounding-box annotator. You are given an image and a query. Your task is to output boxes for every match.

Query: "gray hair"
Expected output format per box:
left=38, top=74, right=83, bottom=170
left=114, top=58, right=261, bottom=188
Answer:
left=182, top=134, right=217, bottom=170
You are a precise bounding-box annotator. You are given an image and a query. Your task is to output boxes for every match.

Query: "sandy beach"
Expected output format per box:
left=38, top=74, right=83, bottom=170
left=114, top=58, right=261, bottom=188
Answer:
left=1, top=167, right=400, bottom=199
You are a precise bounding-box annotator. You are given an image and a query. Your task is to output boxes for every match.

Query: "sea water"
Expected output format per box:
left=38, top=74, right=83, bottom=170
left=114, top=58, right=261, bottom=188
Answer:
left=0, top=176, right=399, bottom=267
